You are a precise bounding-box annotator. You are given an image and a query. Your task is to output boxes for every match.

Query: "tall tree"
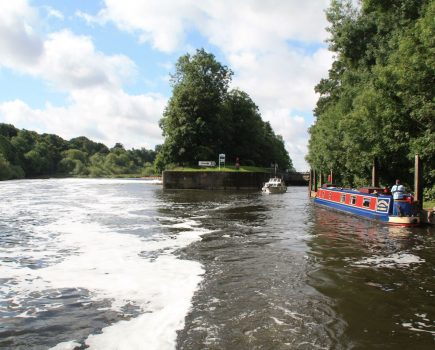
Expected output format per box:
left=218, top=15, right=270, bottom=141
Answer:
left=159, top=49, right=233, bottom=165
left=157, top=49, right=292, bottom=170
left=307, top=0, right=433, bottom=196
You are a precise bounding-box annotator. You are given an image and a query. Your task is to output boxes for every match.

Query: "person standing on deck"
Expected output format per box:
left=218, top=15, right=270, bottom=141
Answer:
left=391, top=179, right=406, bottom=216
left=391, top=179, right=405, bottom=200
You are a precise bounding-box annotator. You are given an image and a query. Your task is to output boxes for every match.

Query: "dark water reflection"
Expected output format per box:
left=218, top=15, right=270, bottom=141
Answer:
left=308, top=208, right=434, bottom=349
left=175, top=188, right=434, bottom=350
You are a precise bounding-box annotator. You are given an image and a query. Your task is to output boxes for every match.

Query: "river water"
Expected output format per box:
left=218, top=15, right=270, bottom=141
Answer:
left=0, top=179, right=433, bottom=349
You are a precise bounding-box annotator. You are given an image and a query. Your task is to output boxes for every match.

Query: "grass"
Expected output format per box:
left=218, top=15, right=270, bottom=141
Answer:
left=423, top=200, right=435, bottom=210
left=167, top=165, right=270, bottom=173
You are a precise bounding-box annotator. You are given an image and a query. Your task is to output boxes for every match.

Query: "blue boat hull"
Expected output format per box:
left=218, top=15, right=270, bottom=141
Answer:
left=314, top=197, right=390, bottom=222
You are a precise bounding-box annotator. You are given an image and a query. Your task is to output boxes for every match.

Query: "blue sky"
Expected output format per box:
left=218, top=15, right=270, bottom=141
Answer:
left=0, top=0, right=333, bottom=170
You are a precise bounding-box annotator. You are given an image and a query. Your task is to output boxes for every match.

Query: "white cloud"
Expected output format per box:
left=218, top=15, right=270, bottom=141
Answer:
left=41, top=30, right=136, bottom=91
left=0, top=0, right=44, bottom=70
left=263, top=109, right=311, bottom=171
left=0, top=2, right=135, bottom=91
left=0, top=90, right=167, bottom=149
left=45, top=6, right=64, bottom=20
left=230, top=47, right=333, bottom=111
left=94, top=0, right=330, bottom=53
left=94, top=0, right=199, bottom=52
left=0, top=1, right=166, bottom=150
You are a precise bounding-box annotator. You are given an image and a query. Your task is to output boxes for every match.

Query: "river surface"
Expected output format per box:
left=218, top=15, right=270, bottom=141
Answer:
left=0, top=179, right=433, bottom=350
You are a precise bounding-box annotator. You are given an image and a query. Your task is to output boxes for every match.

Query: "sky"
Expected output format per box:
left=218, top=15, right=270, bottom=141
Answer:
left=0, top=0, right=334, bottom=171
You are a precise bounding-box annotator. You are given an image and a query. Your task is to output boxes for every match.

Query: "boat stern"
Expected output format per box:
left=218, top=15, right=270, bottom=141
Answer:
left=388, top=215, right=420, bottom=227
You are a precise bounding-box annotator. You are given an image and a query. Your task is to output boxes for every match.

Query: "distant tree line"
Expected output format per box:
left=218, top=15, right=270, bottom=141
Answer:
left=307, top=0, right=434, bottom=199
left=156, top=49, right=293, bottom=171
left=0, top=123, right=157, bottom=181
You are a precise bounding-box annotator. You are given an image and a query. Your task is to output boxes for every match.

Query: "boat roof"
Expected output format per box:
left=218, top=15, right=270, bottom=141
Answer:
left=320, top=186, right=392, bottom=198
left=268, top=177, right=283, bottom=182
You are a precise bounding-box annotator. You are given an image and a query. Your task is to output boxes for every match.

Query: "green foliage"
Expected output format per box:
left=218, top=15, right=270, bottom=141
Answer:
left=307, top=0, right=434, bottom=194
left=0, top=123, right=158, bottom=180
left=0, top=124, right=18, bottom=138
left=424, top=186, right=435, bottom=202
left=69, top=136, right=109, bottom=155
left=168, top=165, right=269, bottom=173
left=158, top=49, right=293, bottom=171
left=0, top=153, right=24, bottom=180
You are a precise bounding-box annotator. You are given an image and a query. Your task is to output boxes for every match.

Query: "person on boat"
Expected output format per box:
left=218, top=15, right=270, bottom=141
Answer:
left=391, top=179, right=405, bottom=200
left=391, top=179, right=407, bottom=216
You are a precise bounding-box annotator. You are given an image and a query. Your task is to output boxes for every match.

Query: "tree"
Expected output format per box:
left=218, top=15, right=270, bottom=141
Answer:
left=159, top=49, right=233, bottom=165
left=158, top=49, right=292, bottom=170
left=307, top=0, right=433, bottom=195
left=69, top=136, right=109, bottom=155
left=0, top=124, right=18, bottom=138
left=0, top=154, right=13, bottom=180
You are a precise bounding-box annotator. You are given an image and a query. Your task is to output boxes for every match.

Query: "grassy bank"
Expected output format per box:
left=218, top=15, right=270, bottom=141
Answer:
left=423, top=200, right=435, bottom=210
left=167, top=165, right=270, bottom=173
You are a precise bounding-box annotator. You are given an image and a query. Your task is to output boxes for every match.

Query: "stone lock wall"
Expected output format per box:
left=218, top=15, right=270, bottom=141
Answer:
left=162, top=171, right=270, bottom=190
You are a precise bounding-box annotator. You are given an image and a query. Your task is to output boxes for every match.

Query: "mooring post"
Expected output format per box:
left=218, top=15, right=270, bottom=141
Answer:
left=372, top=157, right=379, bottom=187
left=308, top=169, right=313, bottom=197
left=414, top=154, right=423, bottom=208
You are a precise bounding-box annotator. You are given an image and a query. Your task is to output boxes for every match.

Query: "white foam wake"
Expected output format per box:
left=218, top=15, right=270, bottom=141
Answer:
left=0, top=179, right=205, bottom=350
left=352, top=252, right=425, bottom=268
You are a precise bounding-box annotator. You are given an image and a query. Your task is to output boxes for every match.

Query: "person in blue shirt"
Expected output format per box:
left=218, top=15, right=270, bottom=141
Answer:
left=391, top=179, right=406, bottom=216
left=391, top=179, right=405, bottom=200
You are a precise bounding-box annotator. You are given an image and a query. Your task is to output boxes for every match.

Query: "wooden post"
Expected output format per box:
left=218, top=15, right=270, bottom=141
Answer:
left=313, top=169, right=317, bottom=192
left=372, top=157, right=379, bottom=187
left=414, top=154, right=423, bottom=208
left=308, top=169, right=313, bottom=197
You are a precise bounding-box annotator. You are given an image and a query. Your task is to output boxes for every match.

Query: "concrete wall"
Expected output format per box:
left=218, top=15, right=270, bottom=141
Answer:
left=283, top=172, right=309, bottom=186
left=163, top=171, right=270, bottom=190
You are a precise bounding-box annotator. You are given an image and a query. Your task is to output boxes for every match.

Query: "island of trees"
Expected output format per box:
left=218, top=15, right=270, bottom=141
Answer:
left=0, top=49, right=292, bottom=181
left=156, top=49, right=292, bottom=172
left=307, top=0, right=434, bottom=201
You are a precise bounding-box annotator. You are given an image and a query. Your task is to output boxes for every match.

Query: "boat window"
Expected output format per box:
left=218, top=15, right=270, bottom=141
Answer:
left=363, top=197, right=371, bottom=207
left=328, top=191, right=332, bottom=199
left=321, top=190, right=325, bottom=198
left=350, top=195, right=357, bottom=205
left=340, top=194, right=346, bottom=203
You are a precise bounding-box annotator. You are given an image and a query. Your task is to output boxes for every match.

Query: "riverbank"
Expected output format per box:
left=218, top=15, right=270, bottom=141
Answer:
left=167, top=165, right=269, bottom=173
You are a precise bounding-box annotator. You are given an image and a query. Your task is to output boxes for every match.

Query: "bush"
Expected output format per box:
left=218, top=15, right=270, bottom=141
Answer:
left=243, top=159, right=256, bottom=166
left=424, top=186, right=435, bottom=201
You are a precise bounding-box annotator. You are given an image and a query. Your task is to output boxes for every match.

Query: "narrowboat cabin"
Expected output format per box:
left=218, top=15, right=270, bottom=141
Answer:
left=313, top=185, right=421, bottom=226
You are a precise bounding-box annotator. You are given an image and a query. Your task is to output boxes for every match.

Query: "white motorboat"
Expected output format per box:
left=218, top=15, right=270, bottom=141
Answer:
left=262, top=177, right=287, bottom=194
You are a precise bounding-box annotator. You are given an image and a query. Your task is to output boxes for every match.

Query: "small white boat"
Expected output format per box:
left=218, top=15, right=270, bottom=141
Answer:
left=262, top=177, right=287, bottom=194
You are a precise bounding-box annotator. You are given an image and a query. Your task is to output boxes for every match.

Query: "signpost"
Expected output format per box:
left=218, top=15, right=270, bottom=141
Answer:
left=219, top=154, right=225, bottom=170
left=198, top=161, right=216, bottom=167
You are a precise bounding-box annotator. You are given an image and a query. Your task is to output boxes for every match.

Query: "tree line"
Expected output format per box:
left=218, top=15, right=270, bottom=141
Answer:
left=307, top=0, right=434, bottom=200
left=156, top=49, right=293, bottom=171
left=0, top=123, right=157, bottom=180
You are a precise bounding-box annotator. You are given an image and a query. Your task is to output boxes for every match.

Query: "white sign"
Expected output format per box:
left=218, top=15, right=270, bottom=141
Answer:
left=218, top=153, right=225, bottom=169
left=198, top=161, right=216, bottom=167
